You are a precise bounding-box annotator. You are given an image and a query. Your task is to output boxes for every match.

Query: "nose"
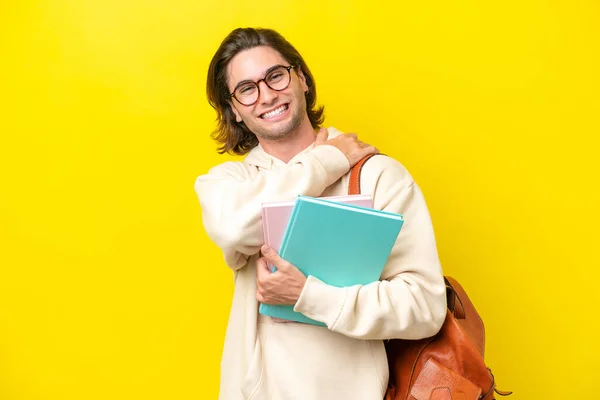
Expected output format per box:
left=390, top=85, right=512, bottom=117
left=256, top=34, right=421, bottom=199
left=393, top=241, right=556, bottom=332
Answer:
left=257, top=80, right=278, bottom=104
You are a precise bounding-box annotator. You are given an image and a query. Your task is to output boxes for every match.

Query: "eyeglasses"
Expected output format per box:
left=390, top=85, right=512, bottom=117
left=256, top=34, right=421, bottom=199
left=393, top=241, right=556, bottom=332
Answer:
left=230, top=65, right=295, bottom=106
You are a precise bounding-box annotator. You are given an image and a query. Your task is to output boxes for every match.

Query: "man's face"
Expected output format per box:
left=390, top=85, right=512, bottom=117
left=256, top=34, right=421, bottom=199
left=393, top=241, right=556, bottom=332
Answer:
left=227, top=46, right=310, bottom=141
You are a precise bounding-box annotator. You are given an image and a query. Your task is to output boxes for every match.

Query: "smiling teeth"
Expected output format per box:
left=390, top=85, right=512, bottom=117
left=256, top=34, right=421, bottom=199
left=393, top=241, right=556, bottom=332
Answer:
left=262, top=105, right=287, bottom=119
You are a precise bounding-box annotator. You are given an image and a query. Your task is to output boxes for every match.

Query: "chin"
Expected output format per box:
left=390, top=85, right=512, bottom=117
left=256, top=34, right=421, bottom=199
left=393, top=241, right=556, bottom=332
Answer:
left=256, top=129, right=295, bottom=141
left=254, top=118, right=301, bottom=141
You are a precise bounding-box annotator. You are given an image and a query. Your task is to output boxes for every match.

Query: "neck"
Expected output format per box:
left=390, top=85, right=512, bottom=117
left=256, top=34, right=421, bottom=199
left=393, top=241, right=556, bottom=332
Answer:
left=257, top=117, right=318, bottom=163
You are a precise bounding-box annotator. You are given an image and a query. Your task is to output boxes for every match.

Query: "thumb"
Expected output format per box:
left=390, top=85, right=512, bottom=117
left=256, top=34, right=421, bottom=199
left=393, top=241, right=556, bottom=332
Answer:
left=314, top=127, right=328, bottom=145
left=261, top=245, right=288, bottom=269
left=256, top=257, right=271, bottom=277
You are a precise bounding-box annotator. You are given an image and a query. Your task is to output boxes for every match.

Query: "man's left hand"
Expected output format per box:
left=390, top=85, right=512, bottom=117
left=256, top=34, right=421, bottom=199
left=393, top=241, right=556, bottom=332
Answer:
left=256, top=245, right=307, bottom=305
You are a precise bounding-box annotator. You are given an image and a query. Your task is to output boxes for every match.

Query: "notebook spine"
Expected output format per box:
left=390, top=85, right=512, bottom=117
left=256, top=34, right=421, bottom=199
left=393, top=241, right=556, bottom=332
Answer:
left=278, top=198, right=302, bottom=257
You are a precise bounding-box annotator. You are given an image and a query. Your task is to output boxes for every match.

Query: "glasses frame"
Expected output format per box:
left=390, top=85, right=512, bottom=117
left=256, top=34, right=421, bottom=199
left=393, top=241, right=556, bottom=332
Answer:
left=229, top=65, right=295, bottom=106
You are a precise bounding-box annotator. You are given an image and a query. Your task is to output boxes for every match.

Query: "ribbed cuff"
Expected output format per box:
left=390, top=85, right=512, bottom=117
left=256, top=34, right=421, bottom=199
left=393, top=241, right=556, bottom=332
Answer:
left=294, top=275, right=348, bottom=329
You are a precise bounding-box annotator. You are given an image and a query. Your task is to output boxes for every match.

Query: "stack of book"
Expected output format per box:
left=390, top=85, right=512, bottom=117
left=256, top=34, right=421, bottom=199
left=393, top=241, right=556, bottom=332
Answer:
left=259, top=194, right=405, bottom=326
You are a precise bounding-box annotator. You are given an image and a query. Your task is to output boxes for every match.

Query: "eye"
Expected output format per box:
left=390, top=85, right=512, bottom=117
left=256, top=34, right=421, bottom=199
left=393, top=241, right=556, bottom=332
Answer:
left=267, top=71, right=284, bottom=83
left=237, top=84, right=256, bottom=95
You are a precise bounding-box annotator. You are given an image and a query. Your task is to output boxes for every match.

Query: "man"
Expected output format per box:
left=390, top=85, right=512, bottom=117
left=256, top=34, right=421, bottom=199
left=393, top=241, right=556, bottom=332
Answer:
left=195, top=27, right=447, bottom=400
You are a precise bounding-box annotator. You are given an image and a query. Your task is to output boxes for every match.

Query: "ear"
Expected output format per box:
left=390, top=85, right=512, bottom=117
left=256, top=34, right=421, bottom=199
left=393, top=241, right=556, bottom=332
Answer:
left=296, top=67, right=309, bottom=93
left=229, top=101, right=243, bottom=123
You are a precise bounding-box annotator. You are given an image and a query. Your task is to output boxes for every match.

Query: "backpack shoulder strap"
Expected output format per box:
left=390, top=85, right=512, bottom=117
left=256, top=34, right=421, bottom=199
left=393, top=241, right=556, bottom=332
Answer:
left=348, top=153, right=382, bottom=195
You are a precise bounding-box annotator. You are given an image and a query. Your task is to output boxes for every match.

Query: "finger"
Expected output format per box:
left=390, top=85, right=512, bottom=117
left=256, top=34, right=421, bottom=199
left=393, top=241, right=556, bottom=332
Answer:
left=363, top=145, right=379, bottom=155
left=256, top=257, right=270, bottom=279
left=261, top=245, right=289, bottom=270
left=345, top=132, right=357, bottom=139
left=315, top=127, right=328, bottom=144
left=256, top=289, right=266, bottom=304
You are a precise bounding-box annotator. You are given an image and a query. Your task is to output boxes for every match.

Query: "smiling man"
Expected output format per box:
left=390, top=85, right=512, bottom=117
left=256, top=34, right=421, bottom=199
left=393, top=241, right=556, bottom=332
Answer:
left=194, top=28, right=447, bottom=400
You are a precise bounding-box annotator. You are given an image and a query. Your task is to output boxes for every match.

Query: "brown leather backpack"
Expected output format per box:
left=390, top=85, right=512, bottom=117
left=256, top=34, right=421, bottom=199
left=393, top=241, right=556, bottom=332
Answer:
left=349, top=154, right=512, bottom=400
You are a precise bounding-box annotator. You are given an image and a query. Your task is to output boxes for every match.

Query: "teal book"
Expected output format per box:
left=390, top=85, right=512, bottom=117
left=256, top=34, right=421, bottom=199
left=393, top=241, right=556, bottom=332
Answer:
left=259, top=195, right=405, bottom=326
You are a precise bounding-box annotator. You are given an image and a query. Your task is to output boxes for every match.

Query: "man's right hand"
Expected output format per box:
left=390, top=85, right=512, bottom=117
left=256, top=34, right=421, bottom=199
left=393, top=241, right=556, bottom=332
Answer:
left=315, top=128, right=379, bottom=167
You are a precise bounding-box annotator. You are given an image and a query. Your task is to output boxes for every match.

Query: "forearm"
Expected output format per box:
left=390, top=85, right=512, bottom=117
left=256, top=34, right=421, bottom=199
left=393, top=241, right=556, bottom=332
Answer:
left=195, top=145, right=350, bottom=269
left=294, top=270, right=447, bottom=340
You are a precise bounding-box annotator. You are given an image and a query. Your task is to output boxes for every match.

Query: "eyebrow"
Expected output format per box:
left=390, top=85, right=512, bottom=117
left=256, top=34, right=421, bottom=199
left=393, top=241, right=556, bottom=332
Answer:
left=232, top=64, right=285, bottom=92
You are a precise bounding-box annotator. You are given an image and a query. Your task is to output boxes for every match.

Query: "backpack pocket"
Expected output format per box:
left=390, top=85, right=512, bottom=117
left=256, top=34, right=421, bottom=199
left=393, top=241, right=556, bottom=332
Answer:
left=409, top=358, right=482, bottom=400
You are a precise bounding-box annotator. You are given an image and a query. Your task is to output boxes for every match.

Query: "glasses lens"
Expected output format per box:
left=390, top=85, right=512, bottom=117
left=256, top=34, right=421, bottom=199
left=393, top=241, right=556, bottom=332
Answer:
left=234, top=83, right=259, bottom=106
left=266, top=66, right=291, bottom=91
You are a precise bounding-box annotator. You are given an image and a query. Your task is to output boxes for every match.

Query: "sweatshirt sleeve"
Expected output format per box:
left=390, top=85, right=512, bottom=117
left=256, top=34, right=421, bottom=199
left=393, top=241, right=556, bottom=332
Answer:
left=293, top=156, right=447, bottom=340
left=194, top=145, right=350, bottom=271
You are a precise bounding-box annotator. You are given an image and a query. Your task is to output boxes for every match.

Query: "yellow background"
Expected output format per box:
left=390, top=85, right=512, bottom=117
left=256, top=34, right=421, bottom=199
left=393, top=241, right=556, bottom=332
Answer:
left=1, top=0, right=599, bottom=398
